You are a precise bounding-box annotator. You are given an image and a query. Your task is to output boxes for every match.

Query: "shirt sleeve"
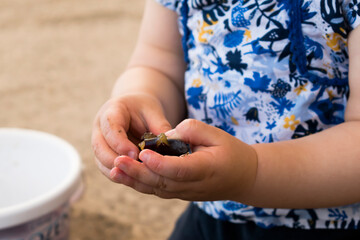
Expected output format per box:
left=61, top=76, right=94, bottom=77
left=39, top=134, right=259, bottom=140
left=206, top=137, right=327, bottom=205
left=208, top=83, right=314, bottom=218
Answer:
left=154, top=0, right=181, bottom=11
left=342, top=0, right=360, bottom=30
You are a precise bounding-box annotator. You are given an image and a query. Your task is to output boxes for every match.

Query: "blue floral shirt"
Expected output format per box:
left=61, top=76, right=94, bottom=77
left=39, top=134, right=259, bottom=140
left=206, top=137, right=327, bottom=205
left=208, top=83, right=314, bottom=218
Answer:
left=156, top=0, right=360, bottom=229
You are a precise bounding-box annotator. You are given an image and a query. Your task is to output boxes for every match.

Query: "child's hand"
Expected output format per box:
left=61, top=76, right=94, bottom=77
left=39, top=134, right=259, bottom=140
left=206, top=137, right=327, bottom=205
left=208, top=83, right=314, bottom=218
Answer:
left=110, top=119, right=258, bottom=202
left=91, top=93, right=172, bottom=179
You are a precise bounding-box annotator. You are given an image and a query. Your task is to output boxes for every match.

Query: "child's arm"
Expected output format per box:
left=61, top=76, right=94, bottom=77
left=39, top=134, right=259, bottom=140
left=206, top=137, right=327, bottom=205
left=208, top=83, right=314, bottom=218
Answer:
left=112, top=0, right=187, bottom=125
left=92, top=0, right=186, bottom=179
left=112, top=26, right=360, bottom=209
left=248, top=26, right=360, bottom=208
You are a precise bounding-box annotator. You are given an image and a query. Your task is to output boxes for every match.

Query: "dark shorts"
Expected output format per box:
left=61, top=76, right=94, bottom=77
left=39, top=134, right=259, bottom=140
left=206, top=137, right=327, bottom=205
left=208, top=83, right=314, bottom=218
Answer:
left=168, top=203, right=360, bottom=240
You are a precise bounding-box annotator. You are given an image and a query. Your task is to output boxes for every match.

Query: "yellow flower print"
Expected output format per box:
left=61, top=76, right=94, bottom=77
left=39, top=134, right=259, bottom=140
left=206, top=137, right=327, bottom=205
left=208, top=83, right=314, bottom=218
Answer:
left=192, top=78, right=202, bottom=87
left=322, top=62, right=336, bottom=79
left=198, top=19, right=217, bottom=44
left=294, top=83, right=308, bottom=95
left=325, top=32, right=347, bottom=51
left=283, top=115, right=300, bottom=131
left=327, top=89, right=334, bottom=100
left=231, top=116, right=239, bottom=125
left=244, top=29, right=251, bottom=42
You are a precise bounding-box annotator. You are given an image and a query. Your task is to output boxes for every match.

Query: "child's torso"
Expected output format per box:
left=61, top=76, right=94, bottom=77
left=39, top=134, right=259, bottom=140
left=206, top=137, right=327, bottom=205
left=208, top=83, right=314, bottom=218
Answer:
left=157, top=0, right=360, bottom=229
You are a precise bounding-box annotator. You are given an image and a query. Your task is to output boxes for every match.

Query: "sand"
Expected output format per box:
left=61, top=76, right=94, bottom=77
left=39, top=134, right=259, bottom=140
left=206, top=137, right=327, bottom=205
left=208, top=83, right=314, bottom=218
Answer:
left=0, top=0, right=187, bottom=239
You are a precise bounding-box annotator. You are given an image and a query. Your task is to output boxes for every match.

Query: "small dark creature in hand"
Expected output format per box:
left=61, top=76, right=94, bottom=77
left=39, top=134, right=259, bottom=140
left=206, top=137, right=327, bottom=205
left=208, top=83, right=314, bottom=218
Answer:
left=138, top=132, right=190, bottom=156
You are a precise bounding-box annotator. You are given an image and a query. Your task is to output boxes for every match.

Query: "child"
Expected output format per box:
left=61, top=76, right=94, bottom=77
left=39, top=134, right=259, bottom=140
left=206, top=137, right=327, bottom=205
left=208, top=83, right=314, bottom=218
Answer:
left=91, top=0, right=360, bottom=239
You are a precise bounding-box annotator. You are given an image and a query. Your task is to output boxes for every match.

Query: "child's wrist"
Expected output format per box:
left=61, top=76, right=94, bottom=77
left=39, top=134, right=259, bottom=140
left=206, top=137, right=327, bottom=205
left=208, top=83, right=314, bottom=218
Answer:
left=231, top=143, right=259, bottom=204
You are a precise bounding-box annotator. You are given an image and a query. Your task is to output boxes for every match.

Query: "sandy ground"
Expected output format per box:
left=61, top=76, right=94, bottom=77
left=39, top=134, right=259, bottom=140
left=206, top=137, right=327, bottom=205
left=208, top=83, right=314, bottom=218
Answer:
left=0, top=0, right=187, bottom=239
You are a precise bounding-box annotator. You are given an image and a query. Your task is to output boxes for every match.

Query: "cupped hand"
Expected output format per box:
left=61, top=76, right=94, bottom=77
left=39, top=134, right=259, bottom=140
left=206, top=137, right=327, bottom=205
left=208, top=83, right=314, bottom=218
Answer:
left=91, top=93, right=172, bottom=179
left=110, top=119, right=258, bottom=202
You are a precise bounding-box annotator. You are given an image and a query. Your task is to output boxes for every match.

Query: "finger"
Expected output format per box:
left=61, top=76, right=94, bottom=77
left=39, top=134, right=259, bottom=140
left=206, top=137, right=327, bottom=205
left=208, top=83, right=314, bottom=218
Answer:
left=142, top=106, right=172, bottom=135
left=110, top=167, right=153, bottom=194
left=94, top=156, right=111, bottom=178
left=92, top=124, right=120, bottom=169
left=113, top=155, right=188, bottom=192
left=139, top=149, right=212, bottom=182
left=110, top=166, right=181, bottom=199
left=98, top=105, right=140, bottom=158
left=166, top=119, right=226, bottom=146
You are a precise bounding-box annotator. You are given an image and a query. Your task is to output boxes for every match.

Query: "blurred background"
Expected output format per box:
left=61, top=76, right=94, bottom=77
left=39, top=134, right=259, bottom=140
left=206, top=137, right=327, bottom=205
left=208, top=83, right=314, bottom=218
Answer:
left=0, top=0, right=187, bottom=239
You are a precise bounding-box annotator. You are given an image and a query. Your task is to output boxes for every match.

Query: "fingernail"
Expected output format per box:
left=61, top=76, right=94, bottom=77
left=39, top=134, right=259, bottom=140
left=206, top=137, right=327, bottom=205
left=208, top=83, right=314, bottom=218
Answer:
left=128, top=151, right=137, bottom=160
left=118, top=163, right=126, bottom=172
left=114, top=156, right=121, bottom=167
left=165, top=129, right=176, bottom=137
left=140, top=152, right=150, bottom=162
left=110, top=168, right=117, bottom=179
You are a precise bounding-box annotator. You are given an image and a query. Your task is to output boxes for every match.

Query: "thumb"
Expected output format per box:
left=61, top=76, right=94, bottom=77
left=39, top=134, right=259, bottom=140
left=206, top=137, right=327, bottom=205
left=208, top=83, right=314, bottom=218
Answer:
left=166, top=119, right=224, bottom=147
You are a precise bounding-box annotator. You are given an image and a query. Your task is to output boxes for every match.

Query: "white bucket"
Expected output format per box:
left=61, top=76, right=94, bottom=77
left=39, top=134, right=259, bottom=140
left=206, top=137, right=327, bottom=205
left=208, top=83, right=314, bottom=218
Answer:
left=0, top=128, right=83, bottom=240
